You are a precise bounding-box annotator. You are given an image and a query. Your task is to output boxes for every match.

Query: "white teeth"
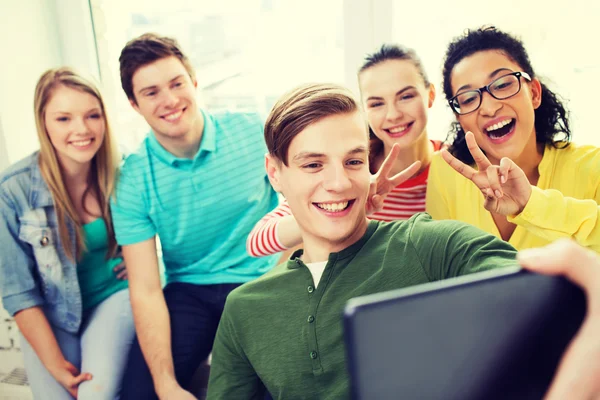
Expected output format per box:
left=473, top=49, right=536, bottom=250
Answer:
left=388, top=125, right=407, bottom=133
left=71, top=139, right=92, bottom=147
left=163, top=110, right=183, bottom=121
left=316, top=201, right=349, bottom=212
left=486, top=119, right=512, bottom=132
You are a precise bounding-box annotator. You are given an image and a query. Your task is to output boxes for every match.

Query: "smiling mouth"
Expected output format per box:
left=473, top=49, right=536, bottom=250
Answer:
left=485, top=119, right=515, bottom=139
left=314, top=200, right=354, bottom=213
left=162, top=108, right=185, bottom=121
left=384, top=122, right=413, bottom=136
left=70, top=138, right=94, bottom=147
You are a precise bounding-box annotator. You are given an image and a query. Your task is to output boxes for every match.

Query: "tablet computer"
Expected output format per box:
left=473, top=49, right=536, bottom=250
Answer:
left=343, top=267, right=586, bottom=400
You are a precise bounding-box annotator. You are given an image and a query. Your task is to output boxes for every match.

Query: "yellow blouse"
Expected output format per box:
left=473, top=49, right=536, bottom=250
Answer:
left=426, top=142, right=600, bottom=252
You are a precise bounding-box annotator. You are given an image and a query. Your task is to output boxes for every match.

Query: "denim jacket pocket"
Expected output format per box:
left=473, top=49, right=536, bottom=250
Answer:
left=18, top=219, right=64, bottom=304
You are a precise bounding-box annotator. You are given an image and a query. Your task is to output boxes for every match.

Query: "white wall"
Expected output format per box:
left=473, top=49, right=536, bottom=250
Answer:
left=0, top=112, right=8, bottom=171
left=0, top=0, right=98, bottom=166
left=0, top=0, right=62, bottom=164
left=391, top=0, right=600, bottom=146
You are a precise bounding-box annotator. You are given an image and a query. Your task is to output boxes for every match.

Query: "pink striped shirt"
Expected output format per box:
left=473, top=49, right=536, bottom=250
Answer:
left=246, top=141, right=441, bottom=257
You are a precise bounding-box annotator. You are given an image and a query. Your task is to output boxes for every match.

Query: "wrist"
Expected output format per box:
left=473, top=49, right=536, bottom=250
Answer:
left=517, top=185, right=533, bottom=215
left=156, top=377, right=180, bottom=399
left=45, top=356, right=67, bottom=376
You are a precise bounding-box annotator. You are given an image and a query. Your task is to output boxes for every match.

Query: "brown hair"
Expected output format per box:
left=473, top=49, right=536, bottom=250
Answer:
left=264, top=83, right=362, bottom=165
left=358, top=44, right=431, bottom=165
left=34, top=67, right=119, bottom=261
left=119, top=33, right=195, bottom=103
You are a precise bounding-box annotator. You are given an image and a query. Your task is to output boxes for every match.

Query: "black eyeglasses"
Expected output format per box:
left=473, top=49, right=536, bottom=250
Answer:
left=448, top=71, right=532, bottom=115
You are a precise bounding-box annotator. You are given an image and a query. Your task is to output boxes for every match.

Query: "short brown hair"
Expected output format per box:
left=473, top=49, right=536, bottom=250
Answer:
left=265, top=83, right=361, bottom=165
left=119, top=33, right=195, bottom=103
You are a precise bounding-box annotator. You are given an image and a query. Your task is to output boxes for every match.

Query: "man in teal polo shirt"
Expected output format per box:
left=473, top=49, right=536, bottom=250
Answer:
left=205, top=83, right=519, bottom=399
left=110, top=33, right=279, bottom=399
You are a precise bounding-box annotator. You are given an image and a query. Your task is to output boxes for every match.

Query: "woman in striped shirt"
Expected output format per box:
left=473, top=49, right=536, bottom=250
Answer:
left=247, top=44, right=441, bottom=257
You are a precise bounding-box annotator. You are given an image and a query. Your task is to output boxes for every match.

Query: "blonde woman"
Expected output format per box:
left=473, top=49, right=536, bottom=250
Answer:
left=0, top=68, right=134, bottom=399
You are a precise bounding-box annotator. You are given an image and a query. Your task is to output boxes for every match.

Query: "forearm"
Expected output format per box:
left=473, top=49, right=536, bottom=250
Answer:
left=122, top=238, right=179, bottom=397
left=509, top=187, right=600, bottom=252
left=13, top=307, right=66, bottom=375
left=130, top=286, right=177, bottom=396
left=246, top=202, right=301, bottom=257
left=276, top=215, right=302, bottom=248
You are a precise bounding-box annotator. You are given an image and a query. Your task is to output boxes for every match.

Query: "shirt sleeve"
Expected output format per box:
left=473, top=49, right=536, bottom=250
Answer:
left=246, top=200, right=292, bottom=257
left=207, top=297, right=266, bottom=400
left=0, top=189, right=44, bottom=316
left=425, top=152, right=453, bottom=220
left=508, top=184, right=600, bottom=253
left=408, top=213, right=518, bottom=281
left=110, top=162, right=156, bottom=246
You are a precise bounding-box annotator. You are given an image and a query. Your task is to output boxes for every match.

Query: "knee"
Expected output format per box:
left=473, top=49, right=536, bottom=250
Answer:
left=77, top=377, right=119, bottom=400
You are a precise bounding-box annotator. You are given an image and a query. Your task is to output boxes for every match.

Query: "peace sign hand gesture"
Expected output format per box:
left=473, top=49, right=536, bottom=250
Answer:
left=441, top=131, right=532, bottom=216
left=366, top=143, right=422, bottom=215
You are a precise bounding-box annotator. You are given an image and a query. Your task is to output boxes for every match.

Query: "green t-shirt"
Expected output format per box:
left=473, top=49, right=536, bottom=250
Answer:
left=207, top=213, right=518, bottom=400
left=78, top=218, right=128, bottom=311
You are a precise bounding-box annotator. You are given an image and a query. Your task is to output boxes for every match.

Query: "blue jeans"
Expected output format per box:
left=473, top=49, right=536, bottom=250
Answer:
left=20, top=289, right=134, bottom=399
left=119, top=282, right=241, bottom=399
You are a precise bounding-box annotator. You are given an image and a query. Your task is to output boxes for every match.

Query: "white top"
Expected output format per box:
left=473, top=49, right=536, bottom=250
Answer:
left=305, top=261, right=328, bottom=288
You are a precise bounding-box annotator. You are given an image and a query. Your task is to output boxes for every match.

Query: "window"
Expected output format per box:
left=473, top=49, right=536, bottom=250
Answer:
left=391, top=0, right=600, bottom=146
left=91, top=0, right=345, bottom=151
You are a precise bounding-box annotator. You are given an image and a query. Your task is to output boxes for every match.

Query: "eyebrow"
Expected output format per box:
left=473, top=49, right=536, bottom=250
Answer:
left=292, top=146, right=368, bottom=162
left=455, top=68, right=515, bottom=94
left=137, top=74, right=185, bottom=95
left=49, top=107, right=102, bottom=115
left=366, top=86, right=416, bottom=102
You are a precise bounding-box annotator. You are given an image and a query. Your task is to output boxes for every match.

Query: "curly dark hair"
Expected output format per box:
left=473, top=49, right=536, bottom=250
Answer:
left=358, top=44, right=430, bottom=168
left=442, top=26, right=571, bottom=164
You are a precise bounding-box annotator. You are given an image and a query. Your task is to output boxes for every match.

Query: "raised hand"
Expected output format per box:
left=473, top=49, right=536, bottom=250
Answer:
left=440, top=131, right=532, bottom=216
left=366, top=143, right=421, bottom=215
left=518, top=240, right=600, bottom=400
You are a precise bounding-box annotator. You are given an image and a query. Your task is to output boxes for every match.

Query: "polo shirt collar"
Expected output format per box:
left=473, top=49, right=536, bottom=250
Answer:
left=287, top=220, right=379, bottom=269
left=147, top=109, right=216, bottom=167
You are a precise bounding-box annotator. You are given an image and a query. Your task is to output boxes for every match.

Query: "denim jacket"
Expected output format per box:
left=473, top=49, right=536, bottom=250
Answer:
left=0, top=152, right=82, bottom=333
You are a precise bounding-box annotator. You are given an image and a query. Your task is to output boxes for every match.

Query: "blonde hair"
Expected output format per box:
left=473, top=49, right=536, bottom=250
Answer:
left=34, top=67, right=119, bottom=261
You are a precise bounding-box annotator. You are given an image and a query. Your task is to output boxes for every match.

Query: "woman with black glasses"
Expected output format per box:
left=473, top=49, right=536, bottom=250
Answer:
left=426, top=26, right=600, bottom=252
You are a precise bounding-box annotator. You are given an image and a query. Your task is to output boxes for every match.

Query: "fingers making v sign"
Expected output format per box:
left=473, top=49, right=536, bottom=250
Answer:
left=440, top=131, right=533, bottom=216
left=366, top=143, right=422, bottom=215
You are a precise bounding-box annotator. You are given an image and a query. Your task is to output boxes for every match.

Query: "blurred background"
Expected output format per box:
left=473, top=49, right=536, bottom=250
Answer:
left=1, top=0, right=599, bottom=397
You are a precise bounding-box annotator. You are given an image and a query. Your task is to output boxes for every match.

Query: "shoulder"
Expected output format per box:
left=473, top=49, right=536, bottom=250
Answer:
left=546, top=142, right=600, bottom=182
left=553, top=142, right=600, bottom=167
left=119, top=139, right=152, bottom=174
left=427, top=152, right=457, bottom=191
left=0, top=153, right=38, bottom=203
left=402, top=212, right=487, bottom=240
left=225, top=263, right=290, bottom=309
left=209, top=110, right=263, bottom=131
left=429, top=151, right=456, bottom=176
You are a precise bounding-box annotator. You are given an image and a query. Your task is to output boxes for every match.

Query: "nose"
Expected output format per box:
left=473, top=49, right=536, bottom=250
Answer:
left=322, top=164, right=352, bottom=193
left=385, top=103, right=404, bottom=121
left=162, top=89, right=179, bottom=108
left=479, top=91, right=502, bottom=117
left=72, top=117, right=88, bottom=135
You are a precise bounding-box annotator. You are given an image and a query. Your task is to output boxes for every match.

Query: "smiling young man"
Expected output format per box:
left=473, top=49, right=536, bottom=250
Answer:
left=206, top=83, right=519, bottom=399
left=110, top=33, right=279, bottom=399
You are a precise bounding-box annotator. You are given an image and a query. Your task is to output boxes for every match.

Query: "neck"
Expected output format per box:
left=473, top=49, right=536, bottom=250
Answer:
left=378, top=132, right=433, bottom=176
left=59, top=158, right=91, bottom=188
left=300, top=217, right=370, bottom=263
left=157, top=112, right=205, bottom=159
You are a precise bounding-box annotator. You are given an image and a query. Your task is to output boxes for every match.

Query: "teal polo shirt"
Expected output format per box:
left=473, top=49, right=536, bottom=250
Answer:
left=111, top=110, right=279, bottom=285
